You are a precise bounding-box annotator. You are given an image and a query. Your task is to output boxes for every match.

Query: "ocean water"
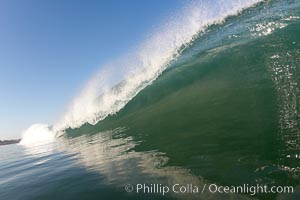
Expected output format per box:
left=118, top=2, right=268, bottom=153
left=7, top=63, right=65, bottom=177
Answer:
left=1, top=0, right=300, bottom=200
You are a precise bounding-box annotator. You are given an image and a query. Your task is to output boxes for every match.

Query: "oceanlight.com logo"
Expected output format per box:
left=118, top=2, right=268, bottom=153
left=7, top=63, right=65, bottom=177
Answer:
left=124, top=183, right=294, bottom=196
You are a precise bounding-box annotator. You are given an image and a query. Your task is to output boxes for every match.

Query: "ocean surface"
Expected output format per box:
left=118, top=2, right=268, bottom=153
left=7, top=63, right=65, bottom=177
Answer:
left=1, top=0, right=300, bottom=199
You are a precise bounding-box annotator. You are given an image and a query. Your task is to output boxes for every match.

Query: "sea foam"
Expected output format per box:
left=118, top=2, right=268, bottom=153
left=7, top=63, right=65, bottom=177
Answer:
left=20, top=124, right=55, bottom=146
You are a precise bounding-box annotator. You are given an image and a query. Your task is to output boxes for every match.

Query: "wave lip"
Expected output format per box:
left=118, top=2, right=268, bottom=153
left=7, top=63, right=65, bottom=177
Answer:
left=54, top=0, right=263, bottom=132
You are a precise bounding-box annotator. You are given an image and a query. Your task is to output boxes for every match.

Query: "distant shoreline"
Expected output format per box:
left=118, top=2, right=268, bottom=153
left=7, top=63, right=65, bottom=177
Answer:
left=0, top=139, right=21, bottom=146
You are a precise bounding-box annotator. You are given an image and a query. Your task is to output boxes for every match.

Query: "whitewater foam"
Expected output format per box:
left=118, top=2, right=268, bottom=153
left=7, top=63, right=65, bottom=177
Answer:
left=20, top=124, right=55, bottom=146
left=52, top=0, right=263, bottom=132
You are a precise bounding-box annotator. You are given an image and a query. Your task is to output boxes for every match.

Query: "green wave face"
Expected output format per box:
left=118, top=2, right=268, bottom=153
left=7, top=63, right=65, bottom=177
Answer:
left=64, top=1, right=300, bottom=199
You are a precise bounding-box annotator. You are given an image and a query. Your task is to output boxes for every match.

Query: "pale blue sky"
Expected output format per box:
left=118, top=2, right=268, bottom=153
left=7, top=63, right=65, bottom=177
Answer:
left=0, top=0, right=182, bottom=139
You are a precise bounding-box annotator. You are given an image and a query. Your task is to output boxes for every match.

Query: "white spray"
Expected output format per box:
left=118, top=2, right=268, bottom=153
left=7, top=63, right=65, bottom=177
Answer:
left=20, top=124, right=55, bottom=146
